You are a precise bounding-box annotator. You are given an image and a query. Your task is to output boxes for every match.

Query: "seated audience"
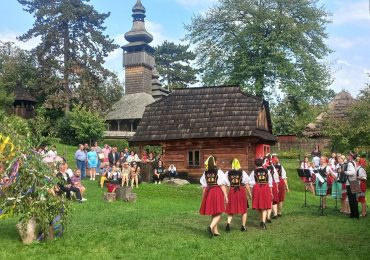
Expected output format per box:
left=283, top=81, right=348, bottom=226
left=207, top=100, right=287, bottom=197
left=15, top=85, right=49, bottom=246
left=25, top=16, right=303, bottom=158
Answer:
left=56, top=163, right=86, bottom=202
left=168, top=164, right=177, bottom=179
left=100, top=165, right=112, bottom=188
left=153, top=160, right=165, bottom=184
left=121, top=161, right=130, bottom=187
left=71, top=169, right=86, bottom=196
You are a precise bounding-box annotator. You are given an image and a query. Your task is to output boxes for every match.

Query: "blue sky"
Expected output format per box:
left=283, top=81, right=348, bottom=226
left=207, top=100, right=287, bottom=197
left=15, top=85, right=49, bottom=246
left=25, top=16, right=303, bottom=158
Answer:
left=0, top=0, right=369, bottom=96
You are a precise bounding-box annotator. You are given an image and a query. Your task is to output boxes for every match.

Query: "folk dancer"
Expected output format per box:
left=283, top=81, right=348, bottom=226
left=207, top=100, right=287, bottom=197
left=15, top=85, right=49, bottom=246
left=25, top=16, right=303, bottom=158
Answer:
left=356, top=157, right=367, bottom=217
left=250, top=158, right=273, bottom=230
left=200, top=156, right=228, bottom=237
left=272, top=156, right=290, bottom=217
left=301, top=156, right=315, bottom=193
left=225, top=159, right=252, bottom=232
left=344, top=152, right=360, bottom=219
left=264, top=154, right=279, bottom=221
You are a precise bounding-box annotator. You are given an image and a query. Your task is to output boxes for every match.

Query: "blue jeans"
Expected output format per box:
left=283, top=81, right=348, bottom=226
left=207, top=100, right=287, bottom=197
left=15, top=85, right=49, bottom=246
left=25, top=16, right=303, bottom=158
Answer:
left=76, top=160, right=86, bottom=179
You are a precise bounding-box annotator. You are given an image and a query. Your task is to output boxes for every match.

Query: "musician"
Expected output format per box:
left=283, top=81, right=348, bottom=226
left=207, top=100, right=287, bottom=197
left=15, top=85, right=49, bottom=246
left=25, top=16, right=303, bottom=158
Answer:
left=264, top=154, right=279, bottom=221
left=225, top=159, right=251, bottom=233
left=300, top=156, right=315, bottom=193
left=356, top=157, right=367, bottom=217
left=335, top=155, right=349, bottom=214
left=315, top=156, right=335, bottom=209
left=199, top=156, right=228, bottom=237
left=250, top=158, right=273, bottom=230
left=344, top=152, right=359, bottom=219
left=272, top=156, right=289, bottom=217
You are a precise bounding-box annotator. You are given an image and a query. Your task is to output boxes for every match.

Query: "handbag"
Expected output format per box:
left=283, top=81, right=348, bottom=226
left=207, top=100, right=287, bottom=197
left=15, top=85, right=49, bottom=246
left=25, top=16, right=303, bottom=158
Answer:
left=349, top=180, right=361, bottom=194
left=98, top=153, right=105, bottom=160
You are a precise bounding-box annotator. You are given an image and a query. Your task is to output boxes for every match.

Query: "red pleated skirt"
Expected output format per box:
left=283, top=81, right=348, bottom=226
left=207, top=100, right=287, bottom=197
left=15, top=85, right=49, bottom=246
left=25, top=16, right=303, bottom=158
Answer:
left=252, top=184, right=272, bottom=210
left=199, top=186, right=225, bottom=215
left=358, top=181, right=367, bottom=203
left=278, top=177, right=286, bottom=202
left=341, top=183, right=347, bottom=200
left=226, top=187, right=248, bottom=214
left=272, top=182, right=279, bottom=205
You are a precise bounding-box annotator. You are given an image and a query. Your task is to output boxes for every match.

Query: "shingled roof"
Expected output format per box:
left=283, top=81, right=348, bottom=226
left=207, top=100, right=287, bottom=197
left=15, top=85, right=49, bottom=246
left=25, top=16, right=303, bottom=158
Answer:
left=303, top=91, right=356, bottom=137
left=130, top=86, right=277, bottom=143
left=14, top=83, right=37, bottom=103
left=106, top=92, right=155, bottom=121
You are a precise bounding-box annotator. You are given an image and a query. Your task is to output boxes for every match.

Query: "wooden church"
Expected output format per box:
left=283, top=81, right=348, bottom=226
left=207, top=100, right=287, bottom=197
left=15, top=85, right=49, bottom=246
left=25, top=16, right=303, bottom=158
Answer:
left=130, top=86, right=277, bottom=179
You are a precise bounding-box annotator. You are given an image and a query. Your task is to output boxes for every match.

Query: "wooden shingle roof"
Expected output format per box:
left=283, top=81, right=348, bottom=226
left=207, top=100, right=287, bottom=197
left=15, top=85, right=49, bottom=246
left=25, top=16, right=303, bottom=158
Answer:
left=14, top=84, right=37, bottom=103
left=130, top=86, right=277, bottom=143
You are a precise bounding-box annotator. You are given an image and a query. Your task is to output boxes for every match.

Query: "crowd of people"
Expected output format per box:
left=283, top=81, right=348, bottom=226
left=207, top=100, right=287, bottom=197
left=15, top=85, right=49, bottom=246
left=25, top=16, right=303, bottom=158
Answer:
left=300, top=146, right=367, bottom=219
left=199, top=153, right=289, bottom=236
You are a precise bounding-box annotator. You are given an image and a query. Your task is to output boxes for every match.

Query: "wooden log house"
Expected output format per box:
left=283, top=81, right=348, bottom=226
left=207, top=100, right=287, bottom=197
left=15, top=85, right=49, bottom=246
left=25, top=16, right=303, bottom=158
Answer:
left=130, top=86, right=277, bottom=180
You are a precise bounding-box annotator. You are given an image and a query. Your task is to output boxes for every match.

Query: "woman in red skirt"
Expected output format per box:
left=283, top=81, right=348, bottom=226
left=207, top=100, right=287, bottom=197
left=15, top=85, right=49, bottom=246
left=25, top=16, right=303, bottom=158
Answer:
left=225, top=159, right=251, bottom=232
left=200, top=156, right=228, bottom=237
left=357, top=157, right=367, bottom=217
left=264, top=154, right=279, bottom=222
left=250, top=158, right=273, bottom=229
left=272, top=155, right=290, bottom=217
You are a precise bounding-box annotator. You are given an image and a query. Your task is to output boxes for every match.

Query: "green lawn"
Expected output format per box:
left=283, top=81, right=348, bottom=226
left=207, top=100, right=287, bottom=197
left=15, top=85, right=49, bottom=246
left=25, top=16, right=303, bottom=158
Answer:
left=1, top=159, right=369, bottom=259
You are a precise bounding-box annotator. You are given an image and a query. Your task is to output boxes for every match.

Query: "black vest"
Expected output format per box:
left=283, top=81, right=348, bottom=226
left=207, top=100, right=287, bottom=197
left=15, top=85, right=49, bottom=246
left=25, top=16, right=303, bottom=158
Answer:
left=228, top=170, right=243, bottom=187
left=318, top=166, right=327, bottom=180
left=254, top=168, right=269, bottom=184
left=274, top=164, right=282, bottom=177
left=337, top=164, right=347, bottom=183
left=205, top=169, right=218, bottom=186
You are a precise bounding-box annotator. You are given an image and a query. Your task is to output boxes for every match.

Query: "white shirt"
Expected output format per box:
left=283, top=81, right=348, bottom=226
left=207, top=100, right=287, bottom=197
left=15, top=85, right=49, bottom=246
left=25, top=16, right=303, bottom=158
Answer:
left=225, top=170, right=250, bottom=186
left=345, top=161, right=357, bottom=184
left=357, top=166, right=367, bottom=180
left=46, top=150, right=57, bottom=159
left=312, top=156, right=320, bottom=168
left=66, top=168, right=74, bottom=178
left=301, top=162, right=309, bottom=169
left=249, top=168, right=273, bottom=188
left=200, top=169, right=227, bottom=187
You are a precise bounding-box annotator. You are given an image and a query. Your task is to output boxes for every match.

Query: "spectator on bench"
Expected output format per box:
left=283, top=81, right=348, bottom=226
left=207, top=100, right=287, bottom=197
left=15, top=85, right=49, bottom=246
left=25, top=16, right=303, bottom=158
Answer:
left=168, top=164, right=177, bottom=180
left=57, top=163, right=86, bottom=202
left=153, top=160, right=165, bottom=184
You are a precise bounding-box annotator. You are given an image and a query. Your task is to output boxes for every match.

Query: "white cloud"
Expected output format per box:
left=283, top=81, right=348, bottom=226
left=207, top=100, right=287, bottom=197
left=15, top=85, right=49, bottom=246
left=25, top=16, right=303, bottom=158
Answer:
left=332, top=1, right=370, bottom=25
left=0, top=31, right=40, bottom=50
left=176, top=0, right=217, bottom=8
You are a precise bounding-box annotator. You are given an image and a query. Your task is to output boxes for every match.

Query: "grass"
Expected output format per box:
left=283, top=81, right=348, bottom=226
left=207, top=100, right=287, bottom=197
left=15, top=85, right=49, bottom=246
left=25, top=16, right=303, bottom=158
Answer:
left=1, top=157, right=369, bottom=259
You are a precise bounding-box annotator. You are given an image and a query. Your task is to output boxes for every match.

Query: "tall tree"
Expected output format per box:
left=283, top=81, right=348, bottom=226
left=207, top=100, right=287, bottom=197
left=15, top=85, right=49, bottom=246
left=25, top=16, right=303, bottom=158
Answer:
left=17, top=0, right=118, bottom=112
left=185, top=0, right=333, bottom=103
left=154, top=40, right=198, bottom=90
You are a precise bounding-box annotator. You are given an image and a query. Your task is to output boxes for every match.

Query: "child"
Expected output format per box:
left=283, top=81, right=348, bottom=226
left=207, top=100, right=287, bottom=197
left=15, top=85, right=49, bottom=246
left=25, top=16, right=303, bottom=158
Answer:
left=71, top=169, right=86, bottom=197
left=121, top=162, right=130, bottom=187
left=100, top=165, right=111, bottom=188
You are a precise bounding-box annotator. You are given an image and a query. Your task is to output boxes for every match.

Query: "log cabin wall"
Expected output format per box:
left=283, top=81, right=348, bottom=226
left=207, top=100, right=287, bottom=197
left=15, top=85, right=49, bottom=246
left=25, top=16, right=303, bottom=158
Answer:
left=160, top=137, right=258, bottom=180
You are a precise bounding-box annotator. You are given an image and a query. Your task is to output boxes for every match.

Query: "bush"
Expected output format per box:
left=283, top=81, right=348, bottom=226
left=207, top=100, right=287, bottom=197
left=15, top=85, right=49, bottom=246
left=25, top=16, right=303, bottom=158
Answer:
left=103, top=139, right=129, bottom=151
left=56, top=116, right=78, bottom=145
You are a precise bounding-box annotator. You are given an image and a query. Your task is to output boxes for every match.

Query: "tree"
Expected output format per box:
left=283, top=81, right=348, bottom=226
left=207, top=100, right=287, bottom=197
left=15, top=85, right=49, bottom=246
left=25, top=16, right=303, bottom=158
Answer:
left=185, top=0, right=333, bottom=103
left=56, top=105, right=106, bottom=145
left=0, top=41, right=38, bottom=109
left=154, top=41, right=198, bottom=90
left=17, top=0, right=118, bottom=112
left=323, top=83, right=370, bottom=152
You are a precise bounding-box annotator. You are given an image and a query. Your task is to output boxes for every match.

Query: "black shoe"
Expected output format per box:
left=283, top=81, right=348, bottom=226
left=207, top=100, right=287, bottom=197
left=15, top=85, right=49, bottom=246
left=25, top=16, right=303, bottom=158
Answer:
left=240, top=226, right=246, bottom=232
left=266, top=219, right=272, bottom=223
left=272, top=215, right=278, bottom=219
left=277, top=213, right=282, bottom=217
left=207, top=226, right=214, bottom=238
left=260, top=222, right=267, bottom=230
left=214, top=233, right=221, bottom=236
left=225, top=223, right=230, bottom=233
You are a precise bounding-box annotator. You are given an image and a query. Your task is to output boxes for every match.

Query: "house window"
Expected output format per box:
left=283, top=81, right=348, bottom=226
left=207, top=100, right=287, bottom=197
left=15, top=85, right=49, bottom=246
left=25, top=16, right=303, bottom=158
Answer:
left=188, top=150, right=200, bottom=167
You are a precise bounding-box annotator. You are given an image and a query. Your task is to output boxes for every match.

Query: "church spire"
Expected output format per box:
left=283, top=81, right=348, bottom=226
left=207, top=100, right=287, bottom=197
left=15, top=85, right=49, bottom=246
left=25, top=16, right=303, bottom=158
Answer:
left=124, top=0, right=153, bottom=43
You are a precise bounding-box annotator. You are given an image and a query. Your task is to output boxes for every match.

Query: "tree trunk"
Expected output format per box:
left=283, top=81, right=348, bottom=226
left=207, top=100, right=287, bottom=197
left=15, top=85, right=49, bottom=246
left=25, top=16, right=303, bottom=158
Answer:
left=63, top=21, right=71, bottom=113
left=16, top=217, right=37, bottom=245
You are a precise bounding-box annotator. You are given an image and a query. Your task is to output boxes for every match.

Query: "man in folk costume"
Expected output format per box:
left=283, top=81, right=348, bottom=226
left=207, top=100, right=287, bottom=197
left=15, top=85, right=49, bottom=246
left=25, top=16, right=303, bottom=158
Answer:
left=200, top=156, right=228, bottom=237
left=263, top=154, right=279, bottom=221
left=225, top=159, right=252, bottom=232
left=344, top=152, right=360, bottom=219
left=272, top=155, right=290, bottom=217
left=250, top=158, right=273, bottom=230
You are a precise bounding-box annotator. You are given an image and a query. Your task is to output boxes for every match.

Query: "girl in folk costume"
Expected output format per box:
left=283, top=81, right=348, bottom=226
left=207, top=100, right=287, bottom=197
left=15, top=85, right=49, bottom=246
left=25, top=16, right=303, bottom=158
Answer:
left=264, top=154, right=279, bottom=221
left=301, top=156, right=315, bottom=193
left=356, top=157, right=367, bottom=217
left=315, top=156, right=335, bottom=208
left=200, top=156, right=228, bottom=237
left=335, top=155, right=349, bottom=214
left=250, top=158, right=273, bottom=230
left=225, top=159, right=252, bottom=232
left=272, top=155, right=290, bottom=217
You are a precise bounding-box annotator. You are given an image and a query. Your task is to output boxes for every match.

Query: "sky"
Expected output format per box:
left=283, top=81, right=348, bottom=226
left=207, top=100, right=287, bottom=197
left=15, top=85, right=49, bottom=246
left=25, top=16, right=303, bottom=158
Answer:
left=0, top=0, right=369, bottom=97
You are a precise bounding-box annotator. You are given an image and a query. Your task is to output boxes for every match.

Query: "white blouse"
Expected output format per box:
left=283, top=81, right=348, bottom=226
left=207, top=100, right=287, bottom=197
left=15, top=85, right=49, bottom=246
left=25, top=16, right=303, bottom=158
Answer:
left=249, top=168, right=273, bottom=188
left=357, top=166, right=367, bottom=180
left=279, top=165, right=288, bottom=179
left=225, top=170, right=250, bottom=186
left=200, top=169, right=227, bottom=188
